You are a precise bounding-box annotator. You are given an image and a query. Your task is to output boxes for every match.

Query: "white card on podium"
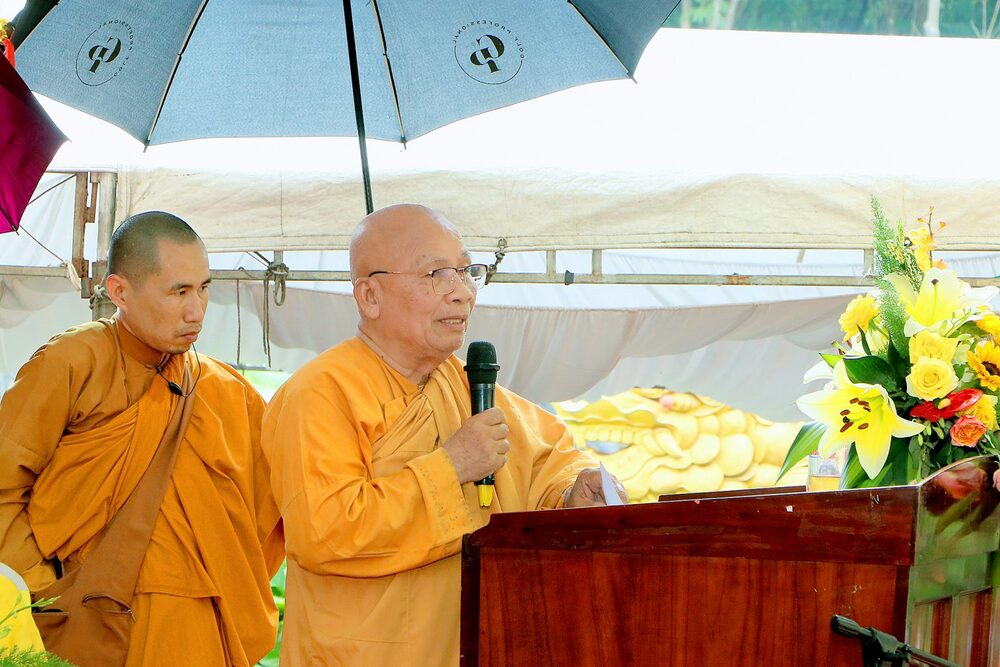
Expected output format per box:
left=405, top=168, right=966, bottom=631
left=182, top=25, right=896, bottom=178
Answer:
left=599, top=461, right=625, bottom=506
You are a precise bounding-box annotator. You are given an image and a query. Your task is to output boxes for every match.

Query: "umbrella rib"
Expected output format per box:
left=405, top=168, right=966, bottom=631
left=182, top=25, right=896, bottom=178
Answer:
left=566, top=1, right=630, bottom=78
left=368, top=0, right=406, bottom=144
left=144, top=0, right=212, bottom=146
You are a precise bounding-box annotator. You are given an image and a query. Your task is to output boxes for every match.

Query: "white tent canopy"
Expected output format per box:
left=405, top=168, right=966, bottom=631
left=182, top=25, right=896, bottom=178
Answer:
left=3, top=29, right=1000, bottom=421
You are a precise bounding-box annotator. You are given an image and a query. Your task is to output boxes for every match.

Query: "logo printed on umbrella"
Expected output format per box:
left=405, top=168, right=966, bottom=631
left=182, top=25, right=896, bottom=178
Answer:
left=76, top=20, right=134, bottom=86
left=454, top=21, right=523, bottom=85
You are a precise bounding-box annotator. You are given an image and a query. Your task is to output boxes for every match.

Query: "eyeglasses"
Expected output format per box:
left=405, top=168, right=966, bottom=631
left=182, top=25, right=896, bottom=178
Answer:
left=368, top=264, right=489, bottom=295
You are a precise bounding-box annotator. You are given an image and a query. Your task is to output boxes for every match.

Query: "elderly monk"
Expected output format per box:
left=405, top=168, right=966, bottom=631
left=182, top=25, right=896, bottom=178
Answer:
left=0, top=212, right=283, bottom=665
left=262, top=204, right=624, bottom=666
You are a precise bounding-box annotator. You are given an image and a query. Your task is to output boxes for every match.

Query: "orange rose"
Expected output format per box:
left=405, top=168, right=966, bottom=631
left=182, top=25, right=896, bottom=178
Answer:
left=950, top=416, right=987, bottom=448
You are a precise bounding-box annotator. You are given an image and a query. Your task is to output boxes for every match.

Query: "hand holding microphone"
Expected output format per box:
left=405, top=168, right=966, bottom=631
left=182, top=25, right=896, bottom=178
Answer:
left=442, top=341, right=506, bottom=507
left=441, top=407, right=509, bottom=484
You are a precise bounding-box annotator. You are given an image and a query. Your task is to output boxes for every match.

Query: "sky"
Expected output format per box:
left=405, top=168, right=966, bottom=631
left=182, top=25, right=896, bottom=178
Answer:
left=0, top=1, right=22, bottom=22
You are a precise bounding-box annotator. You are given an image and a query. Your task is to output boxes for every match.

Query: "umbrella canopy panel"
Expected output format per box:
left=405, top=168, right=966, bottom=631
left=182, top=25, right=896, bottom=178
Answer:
left=14, top=0, right=674, bottom=145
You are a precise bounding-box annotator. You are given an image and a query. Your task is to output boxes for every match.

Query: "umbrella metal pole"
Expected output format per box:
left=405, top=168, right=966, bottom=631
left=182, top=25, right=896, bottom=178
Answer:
left=342, top=0, right=374, bottom=214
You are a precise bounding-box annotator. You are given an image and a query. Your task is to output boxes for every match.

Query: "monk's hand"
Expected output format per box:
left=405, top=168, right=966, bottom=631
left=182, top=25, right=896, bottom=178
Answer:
left=563, top=468, right=628, bottom=508
left=442, top=407, right=511, bottom=484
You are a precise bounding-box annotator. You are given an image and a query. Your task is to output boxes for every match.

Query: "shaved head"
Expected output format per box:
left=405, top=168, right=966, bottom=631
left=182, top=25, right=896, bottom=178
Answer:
left=108, top=211, right=202, bottom=283
left=350, top=204, right=475, bottom=382
left=350, top=204, right=461, bottom=282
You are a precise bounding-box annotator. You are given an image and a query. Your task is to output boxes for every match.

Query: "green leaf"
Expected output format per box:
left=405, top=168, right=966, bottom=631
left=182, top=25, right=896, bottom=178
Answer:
left=840, top=447, right=869, bottom=488
left=886, top=438, right=912, bottom=485
left=843, top=355, right=899, bottom=391
left=982, top=430, right=1000, bottom=453
left=777, top=422, right=826, bottom=482
left=852, top=460, right=895, bottom=488
left=886, top=341, right=907, bottom=382
left=820, top=353, right=841, bottom=368
left=270, top=560, right=286, bottom=598
left=840, top=441, right=903, bottom=489
left=858, top=326, right=873, bottom=356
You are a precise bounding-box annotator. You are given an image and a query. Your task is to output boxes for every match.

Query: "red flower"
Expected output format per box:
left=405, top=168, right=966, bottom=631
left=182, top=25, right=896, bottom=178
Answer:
left=910, top=388, right=983, bottom=421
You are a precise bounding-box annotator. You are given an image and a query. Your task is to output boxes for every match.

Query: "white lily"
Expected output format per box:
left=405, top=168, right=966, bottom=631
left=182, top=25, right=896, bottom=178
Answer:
left=803, top=359, right=835, bottom=387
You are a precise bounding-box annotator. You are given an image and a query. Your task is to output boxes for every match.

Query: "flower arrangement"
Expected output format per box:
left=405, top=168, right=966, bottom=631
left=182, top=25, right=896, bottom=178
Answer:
left=779, top=200, right=1000, bottom=489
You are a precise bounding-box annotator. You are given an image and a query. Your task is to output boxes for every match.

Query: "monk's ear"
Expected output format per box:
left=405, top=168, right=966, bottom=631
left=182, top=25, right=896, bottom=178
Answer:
left=105, top=273, right=130, bottom=311
left=353, top=278, right=381, bottom=319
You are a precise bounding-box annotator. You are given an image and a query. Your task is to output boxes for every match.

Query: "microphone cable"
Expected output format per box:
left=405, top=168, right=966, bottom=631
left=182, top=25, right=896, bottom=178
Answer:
left=155, top=345, right=202, bottom=398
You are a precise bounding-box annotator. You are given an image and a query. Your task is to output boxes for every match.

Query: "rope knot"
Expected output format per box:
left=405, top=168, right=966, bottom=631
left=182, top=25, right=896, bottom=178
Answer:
left=264, top=261, right=288, bottom=306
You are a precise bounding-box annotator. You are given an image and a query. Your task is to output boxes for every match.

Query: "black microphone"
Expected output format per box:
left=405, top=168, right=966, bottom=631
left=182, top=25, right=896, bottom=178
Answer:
left=464, top=341, right=500, bottom=508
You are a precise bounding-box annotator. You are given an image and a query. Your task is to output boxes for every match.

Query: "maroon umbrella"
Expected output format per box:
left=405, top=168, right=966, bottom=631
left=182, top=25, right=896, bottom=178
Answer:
left=0, top=53, right=66, bottom=234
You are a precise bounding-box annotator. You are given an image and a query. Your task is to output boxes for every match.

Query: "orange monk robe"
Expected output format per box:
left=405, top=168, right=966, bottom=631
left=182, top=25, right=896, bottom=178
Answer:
left=262, top=337, right=595, bottom=666
left=0, top=319, right=284, bottom=666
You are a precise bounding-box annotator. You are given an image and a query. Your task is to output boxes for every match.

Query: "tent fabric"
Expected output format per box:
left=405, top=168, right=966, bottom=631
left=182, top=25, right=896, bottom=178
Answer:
left=106, top=28, right=1000, bottom=252
left=4, top=268, right=996, bottom=422
left=4, top=173, right=1000, bottom=422
left=0, top=272, right=851, bottom=421
left=115, top=167, right=1000, bottom=254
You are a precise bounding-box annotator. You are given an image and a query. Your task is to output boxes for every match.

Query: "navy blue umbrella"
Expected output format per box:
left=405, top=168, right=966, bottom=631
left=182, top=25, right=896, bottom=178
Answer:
left=13, top=0, right=678, bottom=213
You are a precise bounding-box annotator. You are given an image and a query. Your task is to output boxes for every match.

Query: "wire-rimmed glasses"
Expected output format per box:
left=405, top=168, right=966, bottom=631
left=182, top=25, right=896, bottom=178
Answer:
left=368, top=263, right=489, bottom=295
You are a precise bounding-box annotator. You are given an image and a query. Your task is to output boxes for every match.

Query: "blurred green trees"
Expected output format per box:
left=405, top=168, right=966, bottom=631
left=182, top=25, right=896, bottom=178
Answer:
left=666, top=0, right=1000, bottom=38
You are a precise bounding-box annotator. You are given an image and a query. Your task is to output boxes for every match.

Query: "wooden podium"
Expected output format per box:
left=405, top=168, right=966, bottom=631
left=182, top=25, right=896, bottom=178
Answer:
left=460, top=457, right=999, bottom=666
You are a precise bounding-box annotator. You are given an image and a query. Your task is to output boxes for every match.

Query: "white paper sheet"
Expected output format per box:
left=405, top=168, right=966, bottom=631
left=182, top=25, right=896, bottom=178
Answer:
left=600, top=461, right=625, bottom=506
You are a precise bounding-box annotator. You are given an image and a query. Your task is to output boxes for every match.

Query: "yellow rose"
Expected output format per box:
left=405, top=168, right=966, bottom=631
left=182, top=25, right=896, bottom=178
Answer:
left=905, top=357, right=958, bottom=401
left=959, top=394, right=998, bottom=431
left=976, top=312, right=1000, bottom=340
left=839, top=294, right=879, bottom=341
left=908, top=330, right=959, bottom=363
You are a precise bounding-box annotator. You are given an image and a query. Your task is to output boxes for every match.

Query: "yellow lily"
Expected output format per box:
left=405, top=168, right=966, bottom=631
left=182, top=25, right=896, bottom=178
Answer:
left=796, top=361, right=924, bottom=479
left=906, top=226, right=937, bottom=272
left=885, top=268, right=998, bottom=336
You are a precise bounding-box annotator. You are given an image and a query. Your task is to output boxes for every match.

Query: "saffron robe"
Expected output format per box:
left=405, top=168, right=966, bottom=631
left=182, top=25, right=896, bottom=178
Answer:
left=262, top=337, right=594, bottom=666
left=0, top=319, right=283, bottom=666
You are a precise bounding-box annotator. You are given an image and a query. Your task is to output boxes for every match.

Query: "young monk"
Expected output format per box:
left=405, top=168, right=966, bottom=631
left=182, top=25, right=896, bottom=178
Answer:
left=0, top=211, right=284, bottom=665
left=262, top=204, right=625, bottom=666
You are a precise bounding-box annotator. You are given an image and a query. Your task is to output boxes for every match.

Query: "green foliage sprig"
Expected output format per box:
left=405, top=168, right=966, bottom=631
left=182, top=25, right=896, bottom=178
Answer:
left=0, top=648, right=75, bottom=667
left=870, top=197, right=918, bottom=361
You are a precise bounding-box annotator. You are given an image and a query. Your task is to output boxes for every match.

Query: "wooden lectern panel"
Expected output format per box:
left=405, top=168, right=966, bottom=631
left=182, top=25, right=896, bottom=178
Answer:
left=461, top=457, right=999, bottom=667
left=474, top=550, right=895, bottom=665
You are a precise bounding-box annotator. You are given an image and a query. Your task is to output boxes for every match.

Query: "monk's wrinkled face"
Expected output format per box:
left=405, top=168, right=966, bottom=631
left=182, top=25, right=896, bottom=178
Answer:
left=111, top=239, right=211, bottom=354
left=372, top=224, right=477, bottom=369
